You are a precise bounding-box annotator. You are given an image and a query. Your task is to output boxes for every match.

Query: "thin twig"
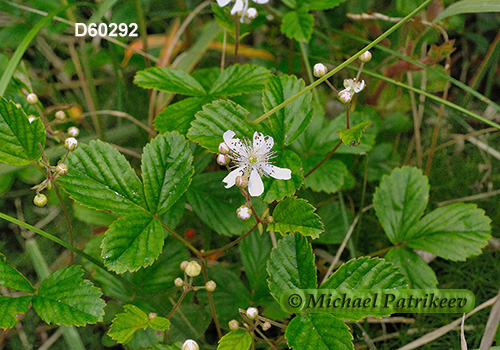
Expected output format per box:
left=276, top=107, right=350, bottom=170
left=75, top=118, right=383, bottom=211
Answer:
left=304, top=141, right=342, bottom=178
left=437, top=189, right=500, bottom=207
left=479, top=289, right=500, bottom=350
left=201, top=259, right=222, bottom=338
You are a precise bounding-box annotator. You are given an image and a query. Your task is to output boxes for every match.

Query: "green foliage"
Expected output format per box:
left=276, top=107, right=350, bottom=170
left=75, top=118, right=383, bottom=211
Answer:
left=217, top=329, right=252, bottom=350
left=304, top=159, right=349, bottom=194
left=281, top=9, right=315, bottom=42
left=435, top=0, right=500, bottom=21
left=262, top=150, right=304, bottom=203
left=268, top=197, right=324, bottom=238
left=0, top=296, right=32, bottom=329
left=210, top=64, right=270, bottom=97
left=134, top=67, right=206, bottom=96
left=336, top=121, right=372, bottom=147
left=0, top=259, right=35, bottom=293
left=385, top=247, right=438, bottom=289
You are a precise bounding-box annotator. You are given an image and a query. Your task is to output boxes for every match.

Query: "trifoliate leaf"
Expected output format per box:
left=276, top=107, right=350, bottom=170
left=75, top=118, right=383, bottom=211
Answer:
left=154, top=97, right=209, bottom=135
left=0, top=259, right=35, bottom=293
left=0, top=96, right=46, bottom=166
left=134, top=67, right=206, bottom=97
left=385, top=247, right=438, bottom=289
left=0, top=296, right=32, bottom=329
left=217, top=329, right=252, bottom=350
left=336, top=121, right=372, bottom=147
left=281, top=9, right=314, bottom=42
left=210, top=64, right=270, bottom=97
left=268, top=197, right=324, bottom=239
left=32, top=266, right=105, bottom=326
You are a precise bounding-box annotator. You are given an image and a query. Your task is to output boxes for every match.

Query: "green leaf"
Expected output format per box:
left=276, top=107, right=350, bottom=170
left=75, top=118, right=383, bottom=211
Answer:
left=262, top=149, right=304, bottom=203
left=210, top=64, right=270, bottom=97
left=268, top=197, right=324, bottom=239
left=372, top=166, right=429, bottom=244
left=304, top=159, right=349, bottom=194
left=281, top=9, right=315, bottom=42
left=58, top=140, right=146, bottom=214
left=167, top=304, right=210, bottom=343
left=32, top=266, right=105, bottom=326
left=108, top=304, right=171, bottom=345
left=267, top=233, right=317, bottom=304
left=0, top=296, right=32, bottom=329
left=154, top=97, right=208, bottom=135
left=188, top=100, right=256, bottom=153
left=134, top=67, right=206, bottom=97
left=434, top=0, right=500, bottom=22
left=142, top=132, right=194, bottom=215
left=0, top=259, right=35, bottom=293
left=406, top=203, right=491, bottom=261
left=217, top=329, right=252, bottom=350
left=263, top=74, right=314, bottom=146
left=308, top=0, right=349, bottom=10
left=315, top=200, right=352, bottom=244
left=336, top=121, right=372, bottom=147
left=385, top=247, right=438, bottom=289
left=0, top=96, right=46, bottom=166
left=286, top=314, right=354, bottom=350
left=101, top=212, right=164, bottom=273
left=186, top=172, right=258, bottom=236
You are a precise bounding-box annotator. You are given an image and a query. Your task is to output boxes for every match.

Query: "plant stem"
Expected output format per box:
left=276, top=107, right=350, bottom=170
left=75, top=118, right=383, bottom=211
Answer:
left=304, top=141, right=342, bottom=179
left=203, top=223, right=259, bottom=258
left=234, top=17, right=240, bottom=64
left=53, top=183, right=74, bottom=264
left=324, top=79, right=338, bottom=94
left=201, top=259, right=222, bottom=338
left=160, top=221, right=202, bottom=258
left=299, top=41, right=320, bottom=104
left=346, top=104, right=350, bottom=129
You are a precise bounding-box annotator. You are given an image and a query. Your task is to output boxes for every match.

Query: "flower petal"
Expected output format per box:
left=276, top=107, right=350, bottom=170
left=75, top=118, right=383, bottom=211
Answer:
left=223, top=130, right=246, bottom=155
left=343, top=79, right=354, bottom=90
left=262, top=164, right=292, bottom=180
left=252, top=131, right=274, bottom=155
left=231, top=0, right=245, bottom=14
left=217, top=0, right=232, bottom=6
left=353, top=80, right=365, bottom=93
left=248, top=169, right=264, bottom=197
left=252, top=0, right=269, bottom=3
left=222, top=168, right=243, bottom=188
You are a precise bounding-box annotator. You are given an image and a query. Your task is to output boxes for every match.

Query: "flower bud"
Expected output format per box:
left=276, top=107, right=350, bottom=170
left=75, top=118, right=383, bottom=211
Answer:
left=55, top=110, right=66, bottom=121
left=180, top=261, right=188, bottom=271
left=235, top=175, right=248, bottom=189
left=185, top=261, right=202, bottom=277
left=26, top=93, right=38, bottom=105
left=64, top=137, right=78, bottom=151
left=246, top=307, right=258, bottom=320
left=15, top=103, right=22, bottom=109
left=359, top=50, right=372, bottom=63
left=218, top=142, right=230, bottom=155
left=262, top=321, right=271, bottom=331
left=174, top=277, right=184, bottom=287
left=237, top=205, right=252, bottom=221
left=217, top=154, right=230, bottom=166
left=34, top=193, right=47, bottom=207
left=246, top=7, right=258, bottom=20
left=266, top=216, right=274, bottom=224
left=182, top=339, right=199, bottom=350
left=28, top=116, right=36, bottom=123
left=56, top=163, right=68, bottom=176
left=313, top=63, right=328, bottom=78
left=67, top=126, right=80, bottom=137
left=338, top=90, right=352, bottom=104
left=229, top=319, right=239, bottom=331
left=148, top=313, right=157, bottom=319
left=205, top=280, right=217, bottom=292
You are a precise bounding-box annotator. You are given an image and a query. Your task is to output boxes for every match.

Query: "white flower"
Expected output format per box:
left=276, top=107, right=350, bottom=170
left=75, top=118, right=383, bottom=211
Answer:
left=339, top=78, right=365, bottom=96
left=182, top=340, right=199, bottom=350
left=222, top=130, right=291, bottom=197
left=217, top=0, right=269, bottom=22
left=246, top=307, right=259, bottom=319
left=237, top=205, right=252, bottom=220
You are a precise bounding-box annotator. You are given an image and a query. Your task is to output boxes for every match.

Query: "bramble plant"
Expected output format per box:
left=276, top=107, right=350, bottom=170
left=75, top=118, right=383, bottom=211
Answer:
left=0, top=0, right=499, bottom=349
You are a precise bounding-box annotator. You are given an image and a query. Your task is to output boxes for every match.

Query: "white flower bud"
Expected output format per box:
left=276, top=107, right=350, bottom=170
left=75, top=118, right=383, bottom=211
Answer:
left=217, top=154, right=230, bottom=166
left=28, top=116, right=36, bottom=123
left=338, top=90, right=352, bottom=104
left=246, top=307, right=258, bottom=320
left=55, top=110, right=66, bottom=121
left=67, top=126, right=80, bottom=137
left=359, top=51, right=372, bottom=63
left=235, top=176, right=248, bottom=189
left=262, top=321, right=271, bottom=331
left=246, top=7, right=258, bottom=20
left=182, top=339, right=199, bottom=350
left=180, top=261, right=188, bottom=271
left=34, top=193, right=47, bottom=207
left=56, top=163, right=68, bottom=176
left=174, top=277, right=184, bottom=287
left=205, top=280, right=217, bottom=292
left=228, top=319, right=239, bottom=331
left=148, top=313, right=157, bottom=319
left=26, top=93, right=38, bottom=105
left=313, top=63, right=328, bottom=78
left=64, top=137, right=78, bottom=151
left=237, top=206, right=252, bottom=221
left=218, top=142, right=231, bottom=155
left=15, top=103, right=22, bottom=109
left=185, top=261, right=202, bottom=277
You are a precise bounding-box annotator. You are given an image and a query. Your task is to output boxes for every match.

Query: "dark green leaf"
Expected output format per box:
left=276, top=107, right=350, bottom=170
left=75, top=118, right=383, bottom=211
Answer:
left=336, top=121, right=372, bottom=147
left=308, top=0, right=349, bottom=10
left=0, top=260, right=35, bottom=293
left=217, top=329, right=252, bottom=350
left=134, top=67, right=206, bottom=97
left=304, top=159, right=349, bottom=194
left=262, top=149, right=304, bottom=203
left=0, top=296, right=32, bottom=329
left=210, top=64, right=270, bottom=97
left=168, top=304, right=210, bottom=343
left=385, top=247, right=438, bottom=289
left=154, top=97, right=208, bottom=135
left=281, top=9, right=315, bottom=42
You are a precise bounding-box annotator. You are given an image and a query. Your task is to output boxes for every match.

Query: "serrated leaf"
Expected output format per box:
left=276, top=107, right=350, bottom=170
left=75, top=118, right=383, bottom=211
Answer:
left=149, top=317, right=170, bottom=331
left=281, top=9, right=314, bottom=42
left=58, top=140, right=146, bottom=214
left=304, top=159, right=349, bottom=194
left=308, top=0, right=349, bottom=10
left=406, top=203, right=491, bottom=261
left=336, top=121, right=372, bottom=147
left=385, top=247, right=438, bottom=289
left=0, top=296, right=32, bottom=329
left=101, top=212, right=164, bottom=273
left=427, top=40, right=456, bottom=65
left=0, top=260, right=35, bottom=293
left=217, top=329, right=252, bottom=350
left=263, top=74, right=314, bottom=146
left=142, top=132, right=194, bottom=215
left=188, top=100, right=256, bottom=153
left=267, top=233, right=317, bottom=304
left=372, top=166, right=429, bottom=244
left=134, top=67, right=206, bottom=97
left=286, top=314, right=354, bottom=350
left=154, top=97, right=208, bottom=135
left=268, top=197, right=324, bottom=239
left=32, top=266, right=105, bottom=326
left=0, top=96, right=46, bottom=166
left=167, top=304, right=210, bottom=343
left=262, top=149, right=304, bottom=203
left=210, top=64, right=270, bottom=97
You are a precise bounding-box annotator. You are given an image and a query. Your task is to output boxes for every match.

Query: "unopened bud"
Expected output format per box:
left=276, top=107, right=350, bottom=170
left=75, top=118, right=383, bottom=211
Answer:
left=185, top=261, right=202, bottom=277
left=64, top=137, right=78, bottom=151
left=235, top=176, right=248, bottom=189
left=28, top=116, right=36, bottom=123
left=205, top=280, right=217, bottom=292
left=180, top=261, right=188, bottom=270
left=266, top=216, right=274, bottom=224
left=237, top=205, right=252, bottom=221
left=26, top=93, right=38, bottom=105
left=56, top=163, right=68, bottom=176
left=246, top=7, right=258, bottom=19
left=148, top=313, right=157, bottom=319
left=229, top=319, right=239, bottom=331
left=174, top=277, right=184, bottom=287
left=359, top=50, right=372, bottom=62
left=15, top=103, right=22, bottom=109
left=313, top=63, right=328, bottom=78
left=67, top=126, right=80, bottom=137
left=55, top=110, right=66, bottom=121
left=262, top=321, right=271, bottom=331
left=218, top=142, right=230, bottom=155
left=182, top=339, right=199, bottom=350
left=246, top=307, right=258, bottom=320
left=34, top=193, right=47, bottom=207
left=217, top=154, right=230, bottom=166
left=338, top=90, right=352, bottom=104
